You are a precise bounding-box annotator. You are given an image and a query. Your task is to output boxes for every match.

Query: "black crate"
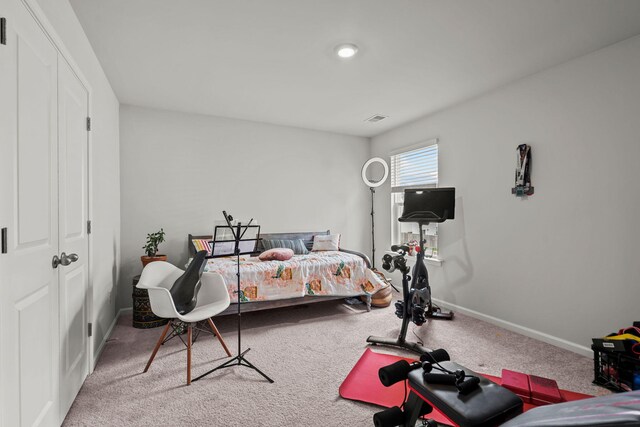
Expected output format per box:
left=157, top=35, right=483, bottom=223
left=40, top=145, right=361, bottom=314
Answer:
left=592, top=344, right=640, bottom=392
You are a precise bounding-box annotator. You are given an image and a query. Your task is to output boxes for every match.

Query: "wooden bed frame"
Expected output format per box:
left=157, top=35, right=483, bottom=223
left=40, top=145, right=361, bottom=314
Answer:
left=188, top=230, right=372, bottom=316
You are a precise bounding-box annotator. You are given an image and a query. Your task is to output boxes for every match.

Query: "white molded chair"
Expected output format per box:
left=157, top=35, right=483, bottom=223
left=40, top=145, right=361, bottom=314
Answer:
left=136, top=261, right=232, bottom=385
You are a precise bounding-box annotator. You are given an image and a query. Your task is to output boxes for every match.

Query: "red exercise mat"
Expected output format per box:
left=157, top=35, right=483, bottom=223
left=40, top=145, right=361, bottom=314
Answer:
left=339, top=348, right=593, bottom=426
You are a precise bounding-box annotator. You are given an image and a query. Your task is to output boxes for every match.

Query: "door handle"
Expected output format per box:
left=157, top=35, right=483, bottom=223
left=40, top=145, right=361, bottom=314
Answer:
left=52, top=252, right=79, bottom=268
left=60, top=252, right=78, bottom=266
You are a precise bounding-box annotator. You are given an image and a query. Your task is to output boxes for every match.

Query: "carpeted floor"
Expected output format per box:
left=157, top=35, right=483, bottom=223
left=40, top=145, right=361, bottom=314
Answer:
left=63, top=297, right=608, bottom=426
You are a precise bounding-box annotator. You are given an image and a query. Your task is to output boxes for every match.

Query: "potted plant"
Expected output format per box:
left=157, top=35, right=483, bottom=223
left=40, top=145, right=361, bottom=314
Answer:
left=141, top=228, right=167, bottom=267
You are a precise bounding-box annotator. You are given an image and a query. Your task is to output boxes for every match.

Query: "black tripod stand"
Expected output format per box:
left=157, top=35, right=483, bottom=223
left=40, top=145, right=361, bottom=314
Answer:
left=192, top=212, right=273, bottom=383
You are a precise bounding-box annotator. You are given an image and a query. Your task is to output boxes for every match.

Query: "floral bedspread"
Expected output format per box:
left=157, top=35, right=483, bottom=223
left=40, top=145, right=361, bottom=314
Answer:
left=204, top=251, right=384, bottom=303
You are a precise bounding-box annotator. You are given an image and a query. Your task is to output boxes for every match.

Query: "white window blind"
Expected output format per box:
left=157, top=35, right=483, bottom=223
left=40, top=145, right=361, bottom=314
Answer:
left=390, top=143, right=438, bottom=192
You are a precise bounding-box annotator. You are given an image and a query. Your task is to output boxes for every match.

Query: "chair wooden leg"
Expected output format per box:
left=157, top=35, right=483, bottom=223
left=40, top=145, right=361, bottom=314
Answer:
left=144, top=321, right=172, bottom=373
left=187, top=324, right=192, bottom=385
left=207, top=318, right=232, bottom=357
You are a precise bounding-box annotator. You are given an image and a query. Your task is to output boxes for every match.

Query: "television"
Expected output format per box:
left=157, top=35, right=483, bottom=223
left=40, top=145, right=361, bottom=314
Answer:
left=399, top=187, right=455, bottom=223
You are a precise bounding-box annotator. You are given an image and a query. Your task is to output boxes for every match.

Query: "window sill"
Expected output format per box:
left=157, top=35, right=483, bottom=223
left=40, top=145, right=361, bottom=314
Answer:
left=406, top=256, right=444, bottom=267
left=425, top=257, right=443, bottom=266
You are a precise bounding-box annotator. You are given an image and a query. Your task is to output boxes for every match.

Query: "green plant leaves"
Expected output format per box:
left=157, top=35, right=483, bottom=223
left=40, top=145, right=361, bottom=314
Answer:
left=143, top=228, right=165, bottom=256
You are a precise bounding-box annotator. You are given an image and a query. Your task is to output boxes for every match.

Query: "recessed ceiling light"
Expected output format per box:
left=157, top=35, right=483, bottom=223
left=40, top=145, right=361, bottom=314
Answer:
left=335, top=43, right=358, bottom=59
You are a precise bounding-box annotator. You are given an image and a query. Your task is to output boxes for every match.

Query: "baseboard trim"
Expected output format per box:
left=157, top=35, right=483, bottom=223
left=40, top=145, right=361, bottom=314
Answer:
left=432, top=298, right=592, bottom=358
left=92, top=307, right=133, bottom=369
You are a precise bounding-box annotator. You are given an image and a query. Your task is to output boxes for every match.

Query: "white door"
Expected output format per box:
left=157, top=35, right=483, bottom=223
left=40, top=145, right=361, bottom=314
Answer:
left=0, top=1, right=61, bottom=425
left=0, top=8, right=12, bottom=426
left=57, top=57, right=90, bottom=419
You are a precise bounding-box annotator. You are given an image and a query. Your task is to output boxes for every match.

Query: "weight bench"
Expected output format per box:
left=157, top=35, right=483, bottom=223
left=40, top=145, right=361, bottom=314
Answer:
left=375, top=360, right=640, bottom=427
left=378, top=361, right=523, bottom=427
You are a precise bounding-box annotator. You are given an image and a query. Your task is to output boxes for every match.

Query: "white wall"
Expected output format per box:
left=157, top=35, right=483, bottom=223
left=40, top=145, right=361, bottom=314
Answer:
left=35, top=0, right=121, bottom=363
left=119, top=105, right=371, bottom=309
left=372, top=35, right=640, bottom=355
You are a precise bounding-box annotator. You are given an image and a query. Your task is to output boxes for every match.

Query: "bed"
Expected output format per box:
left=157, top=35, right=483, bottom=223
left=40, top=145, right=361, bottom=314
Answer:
left=188, top=231, right=385, bottom=316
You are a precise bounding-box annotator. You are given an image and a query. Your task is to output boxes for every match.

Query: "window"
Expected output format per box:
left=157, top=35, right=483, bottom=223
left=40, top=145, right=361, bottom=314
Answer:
left=390, top=141, right=439, bottom=256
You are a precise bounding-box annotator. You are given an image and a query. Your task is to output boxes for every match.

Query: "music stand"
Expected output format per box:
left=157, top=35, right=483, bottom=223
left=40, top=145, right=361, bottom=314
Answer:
left=209, top=225, right=260, bottom=258
left=192, top=211, right=274, bottom=383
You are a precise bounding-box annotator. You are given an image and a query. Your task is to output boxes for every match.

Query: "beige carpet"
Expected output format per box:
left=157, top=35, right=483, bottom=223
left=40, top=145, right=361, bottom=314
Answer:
left=63, top=298, right=608, bottom=426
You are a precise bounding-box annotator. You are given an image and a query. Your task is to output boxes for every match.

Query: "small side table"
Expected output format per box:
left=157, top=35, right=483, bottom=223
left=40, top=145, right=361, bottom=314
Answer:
left=132, top=275, right=169, bottom=329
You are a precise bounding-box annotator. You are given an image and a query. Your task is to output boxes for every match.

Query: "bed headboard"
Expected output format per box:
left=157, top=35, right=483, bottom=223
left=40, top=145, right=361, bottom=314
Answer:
left=188, top=230, right=330, bottom=258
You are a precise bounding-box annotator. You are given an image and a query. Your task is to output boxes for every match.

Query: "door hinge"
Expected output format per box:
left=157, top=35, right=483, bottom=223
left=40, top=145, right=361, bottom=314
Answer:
left=88, top=323, right=92, bottom=337
left=86, top=117, right=91, bottom=131
left=87, top=220, right=92, bottom=234
left=1, top=18, right=6, bottom=46
left=1, top=227, right=7, bottom=254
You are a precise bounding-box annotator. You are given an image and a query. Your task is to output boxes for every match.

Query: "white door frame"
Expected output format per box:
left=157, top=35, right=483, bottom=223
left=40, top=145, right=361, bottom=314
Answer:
left=19, top=0, right=96, bottom=371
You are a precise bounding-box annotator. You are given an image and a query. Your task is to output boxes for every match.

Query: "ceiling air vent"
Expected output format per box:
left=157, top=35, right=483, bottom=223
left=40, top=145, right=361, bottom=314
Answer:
left=365, top=114, right=388, bottom=123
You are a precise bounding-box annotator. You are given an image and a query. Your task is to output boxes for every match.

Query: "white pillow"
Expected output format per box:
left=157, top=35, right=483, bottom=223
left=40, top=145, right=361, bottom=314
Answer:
left=312, top=234, right=341, bottom=251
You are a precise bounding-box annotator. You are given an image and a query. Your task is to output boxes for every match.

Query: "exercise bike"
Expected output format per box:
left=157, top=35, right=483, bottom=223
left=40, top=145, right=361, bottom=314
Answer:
left=367, top=188, right=455, bottom=355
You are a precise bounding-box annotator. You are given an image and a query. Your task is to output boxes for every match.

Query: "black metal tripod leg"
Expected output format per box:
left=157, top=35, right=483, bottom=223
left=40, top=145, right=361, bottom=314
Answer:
left=241, top=356, right=274, bottom=383
left=191, top=356, right=238, bottom=382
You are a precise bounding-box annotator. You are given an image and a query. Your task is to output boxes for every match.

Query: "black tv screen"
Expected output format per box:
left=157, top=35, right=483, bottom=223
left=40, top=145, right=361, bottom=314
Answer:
left=399, top=187, right=455, bottom=223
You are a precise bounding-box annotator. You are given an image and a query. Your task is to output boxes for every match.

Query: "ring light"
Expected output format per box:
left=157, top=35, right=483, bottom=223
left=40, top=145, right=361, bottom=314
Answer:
left=362, top=157, right=389, bottom=270
left=361, top=157, right=389, bottom=188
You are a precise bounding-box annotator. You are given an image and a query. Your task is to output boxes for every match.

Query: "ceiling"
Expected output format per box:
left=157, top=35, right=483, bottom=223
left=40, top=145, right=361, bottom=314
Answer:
left=69, top=0, right=640, bottom=137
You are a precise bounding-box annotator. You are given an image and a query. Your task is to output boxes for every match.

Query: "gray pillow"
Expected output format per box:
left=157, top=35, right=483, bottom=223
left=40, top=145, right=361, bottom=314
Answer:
left=261, top=239, right=309, bottom=255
